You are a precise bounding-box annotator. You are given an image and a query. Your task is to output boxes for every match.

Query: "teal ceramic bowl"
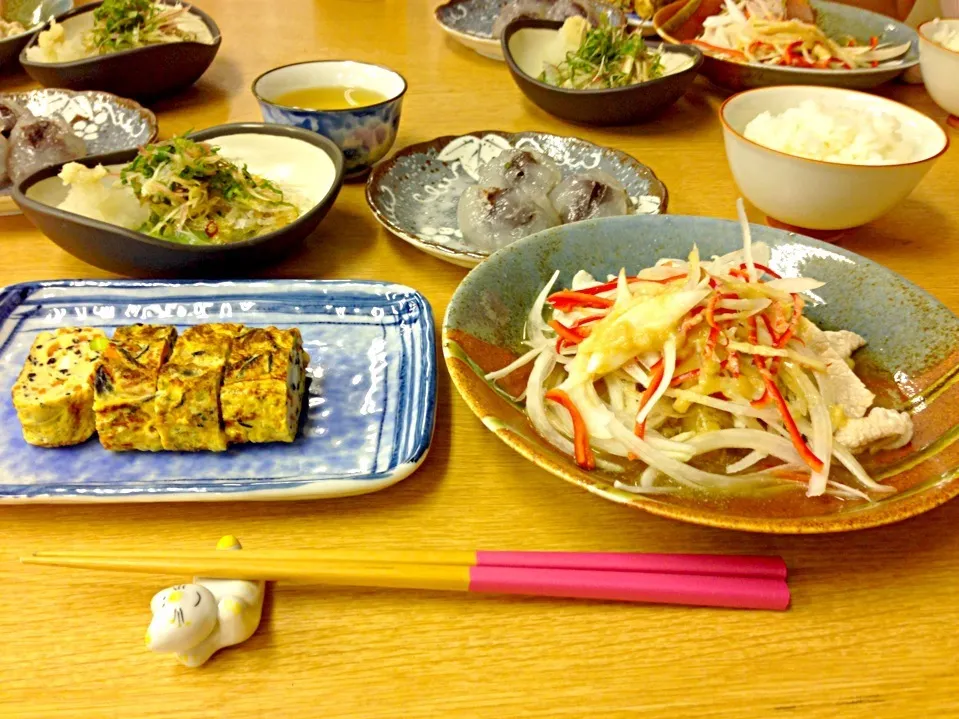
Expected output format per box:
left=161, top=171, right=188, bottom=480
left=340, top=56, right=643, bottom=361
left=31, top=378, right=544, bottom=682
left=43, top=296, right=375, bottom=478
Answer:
left=443, top=215, right=959, bottom=533
left=655, top=0, right=918, bottom=91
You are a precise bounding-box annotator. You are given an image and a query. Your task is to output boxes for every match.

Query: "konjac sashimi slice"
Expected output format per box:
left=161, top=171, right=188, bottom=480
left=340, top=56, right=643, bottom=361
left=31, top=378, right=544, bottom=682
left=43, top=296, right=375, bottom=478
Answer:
left=564, top=288, right=709, bottom=386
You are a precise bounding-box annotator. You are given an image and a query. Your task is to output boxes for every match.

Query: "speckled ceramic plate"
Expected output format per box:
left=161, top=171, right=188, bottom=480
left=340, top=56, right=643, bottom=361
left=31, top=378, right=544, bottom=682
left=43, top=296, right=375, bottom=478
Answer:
left=654, top=0, right=918, bottom=91
left=0, top=88, right=157, bottom=216
left=366, top=130, right=668, bottom=268
left=434, top=0, right=506, bottom=60
left=444, top=215, right=959, bottom=534
left=0, top=279, right=436, bottom=503
left=434, top=0, right=629, bottom=60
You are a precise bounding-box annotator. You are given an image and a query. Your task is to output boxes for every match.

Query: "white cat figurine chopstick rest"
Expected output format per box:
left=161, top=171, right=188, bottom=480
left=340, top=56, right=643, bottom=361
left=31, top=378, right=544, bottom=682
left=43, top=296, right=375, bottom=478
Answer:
left=145, top=535, right=265, bottom=667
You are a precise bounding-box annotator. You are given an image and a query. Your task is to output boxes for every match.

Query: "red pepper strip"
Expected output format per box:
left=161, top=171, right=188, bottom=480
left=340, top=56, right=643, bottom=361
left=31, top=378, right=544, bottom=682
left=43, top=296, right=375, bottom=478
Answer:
left=750, top=386, right=770, bottom=408
left=634, top=361, right=665, bottom=439
left=759, top=313, right=779, bottom=345
left=545, top=389, right=595, bottom=470
left=870, top=35, right=879, bottom=47
left=871, top=60, right=879, bottom=68
left=670, top=368, right=700, bottom=386
left=680, top=309, right=705, bottom=334
left=685, top=39, right=747, bottom=61
left=758, top=367, right=824, bottom=473
left=774, top=294, right=803, bottom=349
left=549, top=320, right=585, bottom=347
left=704, top=325, right=721, bottom=362
left=728, top=267, right=750, bottom=281
left=727, top=350, right=741, bottom=378
left=570, top=313, right=606, bottom=329
left=570, top=273, right=687, bottom=297
left=705, top=293, right=722, bottom=329
left=547, top=291, right=614, bottom=310
left=706, top=293, right=741, bottom=328
left=708, top=277, right=718, bottom=289
left=738, top=262, right=782, bottom=279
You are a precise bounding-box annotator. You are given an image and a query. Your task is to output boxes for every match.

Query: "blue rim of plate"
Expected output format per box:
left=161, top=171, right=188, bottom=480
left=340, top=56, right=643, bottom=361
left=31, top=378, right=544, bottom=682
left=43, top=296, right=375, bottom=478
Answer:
left=0, top=279, right=437, bottom=503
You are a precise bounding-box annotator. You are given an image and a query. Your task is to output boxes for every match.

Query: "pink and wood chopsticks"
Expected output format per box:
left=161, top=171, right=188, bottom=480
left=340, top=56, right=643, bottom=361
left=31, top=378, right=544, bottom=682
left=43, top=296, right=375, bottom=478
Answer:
left=22, top=548, right=790, bottom=611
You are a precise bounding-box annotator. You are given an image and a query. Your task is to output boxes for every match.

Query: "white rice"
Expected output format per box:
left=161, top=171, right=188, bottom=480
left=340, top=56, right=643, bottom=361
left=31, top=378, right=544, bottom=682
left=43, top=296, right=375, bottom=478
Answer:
left=743, top=100, right=916, bottom=165
left=931, top=21, right=959, bottom=53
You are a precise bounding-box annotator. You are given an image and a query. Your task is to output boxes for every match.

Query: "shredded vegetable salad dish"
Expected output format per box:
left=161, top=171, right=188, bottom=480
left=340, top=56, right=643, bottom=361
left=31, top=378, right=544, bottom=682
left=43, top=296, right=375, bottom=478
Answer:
left=119, top=136, right=301, bottom=245
left=690, top=0, right=909, bottom=69
left=487, top=201, right=913, bottom=501
left=540, top=17, right=667, bottom=89
left=87, top=0, right=196, bottom=54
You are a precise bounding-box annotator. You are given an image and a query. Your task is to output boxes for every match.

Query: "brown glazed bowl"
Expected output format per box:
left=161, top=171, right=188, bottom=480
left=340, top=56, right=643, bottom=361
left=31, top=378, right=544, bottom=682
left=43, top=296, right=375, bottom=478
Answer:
left=502, top=18, right=702, bottom=125
left=19, top=0, right=221, bottom=102
left=13, top=123, right=345, bottom=278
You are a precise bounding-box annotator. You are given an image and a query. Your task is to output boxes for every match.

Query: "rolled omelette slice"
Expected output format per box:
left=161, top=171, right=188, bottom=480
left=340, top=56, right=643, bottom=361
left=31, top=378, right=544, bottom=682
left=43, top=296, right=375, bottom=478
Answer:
left=155, top=324, right=244, bottom=452
left=12, top=327, right=108, bottom=447
left=93, top=324, right=178, bottom=451
left=221, top=327, right=310, bottom=444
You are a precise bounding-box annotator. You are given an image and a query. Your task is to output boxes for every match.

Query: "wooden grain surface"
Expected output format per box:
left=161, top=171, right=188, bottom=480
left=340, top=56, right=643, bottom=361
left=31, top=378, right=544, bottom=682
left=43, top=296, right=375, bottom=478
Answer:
left=2, top=1, right=959, bottom=716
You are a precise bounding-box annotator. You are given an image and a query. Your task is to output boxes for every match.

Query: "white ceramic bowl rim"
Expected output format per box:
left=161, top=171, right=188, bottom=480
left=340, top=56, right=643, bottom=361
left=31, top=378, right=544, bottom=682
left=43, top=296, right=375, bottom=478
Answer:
left=720, top=85, right=950, bottom=170
left=252, top=60, right=408, bottom=113
left=918, top=18, right=959, bottom=58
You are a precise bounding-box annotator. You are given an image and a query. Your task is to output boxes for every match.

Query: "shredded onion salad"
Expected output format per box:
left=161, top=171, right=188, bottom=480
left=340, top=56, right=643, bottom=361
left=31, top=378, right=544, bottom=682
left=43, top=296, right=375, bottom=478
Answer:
left=485, top=202, right=899, bottom=501
left=691, top=0, right=910, bottom=69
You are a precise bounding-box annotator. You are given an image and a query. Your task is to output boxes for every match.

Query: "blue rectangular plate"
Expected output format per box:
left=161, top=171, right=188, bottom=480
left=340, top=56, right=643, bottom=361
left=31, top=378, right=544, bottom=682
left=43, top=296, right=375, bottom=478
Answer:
left=0, top=280, right=436, bottom=503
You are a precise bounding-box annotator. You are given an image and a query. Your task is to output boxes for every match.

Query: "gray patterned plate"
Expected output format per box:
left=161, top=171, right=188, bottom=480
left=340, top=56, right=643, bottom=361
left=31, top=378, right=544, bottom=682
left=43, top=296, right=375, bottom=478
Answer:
left=366, top=130, right=668, bottom=268
left=434, top=0, right=508, bottom=60
left=0, top=87, right=157, bottom=215
left=434, top=0, right=630, bottom=60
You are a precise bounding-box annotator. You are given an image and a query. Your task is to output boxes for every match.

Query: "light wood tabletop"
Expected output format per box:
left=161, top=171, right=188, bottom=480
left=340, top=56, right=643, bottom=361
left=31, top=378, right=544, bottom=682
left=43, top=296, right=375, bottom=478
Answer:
left=3, top=1, right=959, bottom=716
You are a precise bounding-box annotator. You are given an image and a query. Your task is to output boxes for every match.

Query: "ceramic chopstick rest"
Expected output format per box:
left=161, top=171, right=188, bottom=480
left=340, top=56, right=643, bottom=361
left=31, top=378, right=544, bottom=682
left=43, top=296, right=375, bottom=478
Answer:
left=145, top=535, right=265, bottom=667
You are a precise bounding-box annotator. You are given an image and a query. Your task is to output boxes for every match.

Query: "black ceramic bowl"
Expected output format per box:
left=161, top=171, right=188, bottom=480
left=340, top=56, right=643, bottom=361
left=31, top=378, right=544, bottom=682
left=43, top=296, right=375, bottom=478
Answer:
left=502, top=18, right=702, bottom=126
left=19, top=0, right=221, bottom=102
left=0, top=0, right=73, bottom=70
left=13, top=123, right=345, bottom=278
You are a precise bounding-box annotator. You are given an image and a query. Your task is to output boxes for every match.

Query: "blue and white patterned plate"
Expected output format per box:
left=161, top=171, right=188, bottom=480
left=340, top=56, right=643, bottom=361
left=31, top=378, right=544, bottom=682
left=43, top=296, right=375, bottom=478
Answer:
left=434, top=0, right=507, bottom=60
left=0, top=279, right=436, bottom=503
left=366, top=130, right=668, bottom=268
left=0, top=87, right=157, bottom=216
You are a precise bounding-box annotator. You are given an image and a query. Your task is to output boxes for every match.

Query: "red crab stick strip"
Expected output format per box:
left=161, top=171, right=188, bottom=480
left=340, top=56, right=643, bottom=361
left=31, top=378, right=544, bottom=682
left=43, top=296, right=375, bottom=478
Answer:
left=547, top=291, right=614, bottom=310
left=545, top=389, right=595, bottom=469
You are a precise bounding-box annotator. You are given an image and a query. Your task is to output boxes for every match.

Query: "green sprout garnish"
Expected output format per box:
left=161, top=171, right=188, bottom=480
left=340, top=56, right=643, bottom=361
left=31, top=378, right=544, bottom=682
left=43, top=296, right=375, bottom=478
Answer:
left=120, top=136, right=300, bottom=245
left=88, top=0, right=195, bottom=54
left=540, top=20, right=665, bottom=90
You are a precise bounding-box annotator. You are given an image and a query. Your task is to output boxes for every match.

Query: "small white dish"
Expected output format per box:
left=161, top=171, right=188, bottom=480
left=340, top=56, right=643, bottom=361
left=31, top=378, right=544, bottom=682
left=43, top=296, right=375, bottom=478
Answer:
left=918, top=19, right=959, bottom=121
left=720, top=85, right=949, bottom=231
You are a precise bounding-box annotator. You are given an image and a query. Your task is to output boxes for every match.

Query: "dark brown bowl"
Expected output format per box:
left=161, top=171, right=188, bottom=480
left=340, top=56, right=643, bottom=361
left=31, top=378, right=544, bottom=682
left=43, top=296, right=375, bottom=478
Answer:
left=12, top=123, right=345, bottom=278
left=502, top=18, right=702, bottom=126
left=19, top=0, right=221, bottom=102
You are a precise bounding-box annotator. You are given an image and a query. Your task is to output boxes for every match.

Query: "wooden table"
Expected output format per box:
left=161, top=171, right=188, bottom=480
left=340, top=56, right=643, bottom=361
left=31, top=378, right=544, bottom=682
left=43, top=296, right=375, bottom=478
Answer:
left=3, top=1, right=959, bottom=716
